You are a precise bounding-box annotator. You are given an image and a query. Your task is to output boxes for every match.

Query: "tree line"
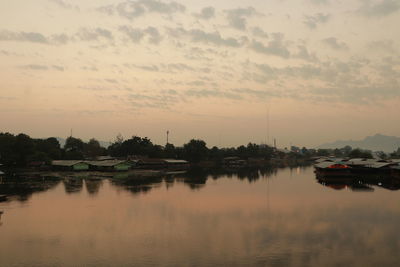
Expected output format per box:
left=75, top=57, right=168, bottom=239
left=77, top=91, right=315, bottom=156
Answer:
left=1, top=132, right=399, bottom=167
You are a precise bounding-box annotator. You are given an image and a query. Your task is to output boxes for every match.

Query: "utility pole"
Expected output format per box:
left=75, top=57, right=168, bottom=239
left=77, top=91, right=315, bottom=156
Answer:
left=166, top=130, right=169, bottom=145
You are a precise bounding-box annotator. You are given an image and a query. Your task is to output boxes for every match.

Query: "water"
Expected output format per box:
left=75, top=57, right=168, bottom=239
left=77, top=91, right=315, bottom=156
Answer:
left=1, top=167, right=400, bottom=266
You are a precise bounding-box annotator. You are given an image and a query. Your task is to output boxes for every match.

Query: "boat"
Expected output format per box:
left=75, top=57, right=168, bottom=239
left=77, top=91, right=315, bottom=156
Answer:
left=314, top=162, right=352, bottom=177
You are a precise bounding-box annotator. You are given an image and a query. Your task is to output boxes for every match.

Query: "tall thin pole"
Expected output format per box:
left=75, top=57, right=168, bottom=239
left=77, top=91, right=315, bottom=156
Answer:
left=166, top=130, right=169, bottom=145
left=266, top=105, right=270, bottom=146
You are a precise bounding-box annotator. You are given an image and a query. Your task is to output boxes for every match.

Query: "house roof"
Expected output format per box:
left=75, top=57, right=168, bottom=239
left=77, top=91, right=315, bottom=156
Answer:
left=163, top=159, right=188, bottom=164
left=369, top=162, right=392, bottom=169
left=52, top=160, right=87, bottom=166
left=86, top=160, right=130, bottom=167
left=138, top=159, right=166, bottom=164
left=95, top=156, right=116, bottom=161
left=223, top=157, right=240, bottom=160
left=315, top=162, right=349, bottom=169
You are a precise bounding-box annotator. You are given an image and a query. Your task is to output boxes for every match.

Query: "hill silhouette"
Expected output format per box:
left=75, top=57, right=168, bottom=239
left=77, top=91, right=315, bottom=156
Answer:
left=318, top=134, right=400, bottom=152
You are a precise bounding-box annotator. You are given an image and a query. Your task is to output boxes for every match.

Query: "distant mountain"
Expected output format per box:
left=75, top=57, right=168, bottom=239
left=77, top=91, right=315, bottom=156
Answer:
left=318, top=134, right=400, bottom=152
left=55, top=137, right=111, bottom=148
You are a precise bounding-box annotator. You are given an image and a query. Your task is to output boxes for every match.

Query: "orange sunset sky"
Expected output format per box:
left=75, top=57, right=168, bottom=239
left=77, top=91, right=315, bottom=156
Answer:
left=1, top=0, right=399, bottom=148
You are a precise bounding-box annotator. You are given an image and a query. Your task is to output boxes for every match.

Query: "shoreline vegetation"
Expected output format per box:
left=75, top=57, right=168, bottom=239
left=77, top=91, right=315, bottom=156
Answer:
left=0, top=132, right=400, bottom=176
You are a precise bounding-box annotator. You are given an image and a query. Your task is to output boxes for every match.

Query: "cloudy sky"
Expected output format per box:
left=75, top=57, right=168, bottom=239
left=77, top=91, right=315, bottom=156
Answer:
left=0, top=0, right=399, bottom=148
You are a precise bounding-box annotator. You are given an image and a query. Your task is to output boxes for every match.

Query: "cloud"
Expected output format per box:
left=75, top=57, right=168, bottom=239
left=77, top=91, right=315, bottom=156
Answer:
left=119, top=26, right=145, bottom=42
left=0, top=30, right=74, bottom=45
left=294, top=45, right=319, bottom=62
left=0, top=30, right=48, bottom=44
left=309, top=0, right=330, bottom=5
left=367, top=40, right=397, bottom=53
left=322, top=37, right=349, bottom=50
left=129, top=64, right=160, bottom=72
left=252, top=27, right=269, bottom=39
left=303, top=13, right=330, bottom=29
left=231, top=88, right=279, bottom=99
left=166, top=27, right=243, bottom=47
left=250, top=33, right=290, bottom=58
left=105, top=79, right=118, bottom=84
left=52, top=65, right=65, bottom=71
left=98, top=0, right=185, bottom=20
left=358, top=0, right=400, bottom=17
left=185, top=88, right=242, bottom=100
left=144, top=27, right=162, bottom=44
left=309, top=84, right=400, bottom=103
left=119, top=26, right=162, bottom=44
left=51, top=34, right=70, bottom=44
left=49, top=0, right=80, bottom=11
left=194, top=6, right=215, bottom=20
left=225, top=7, right=258, bottom=30
left=19, top=64, right=65, bottom=71
left=77, top=28, right=113, bottom=41
left=19, top=64, right=48, bottom=70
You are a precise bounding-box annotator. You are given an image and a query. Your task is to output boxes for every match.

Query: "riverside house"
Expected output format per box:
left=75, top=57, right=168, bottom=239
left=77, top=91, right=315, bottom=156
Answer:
left=52, top=160, right=90, bottom=171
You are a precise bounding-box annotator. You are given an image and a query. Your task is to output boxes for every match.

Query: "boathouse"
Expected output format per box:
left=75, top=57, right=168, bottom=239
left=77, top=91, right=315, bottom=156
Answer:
left=136, top=159, right=189, bottom=170
left=87, top=160, right=132, bottom=172
left=52, top=160, right=89, bottom=171
left=136, top=159, right=167, bottom=169
left=164, top=159, right=189, bottom=170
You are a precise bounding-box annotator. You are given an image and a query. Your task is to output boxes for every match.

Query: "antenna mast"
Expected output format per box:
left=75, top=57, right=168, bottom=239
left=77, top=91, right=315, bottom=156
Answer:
left=166, top=130, right=169, bottom=145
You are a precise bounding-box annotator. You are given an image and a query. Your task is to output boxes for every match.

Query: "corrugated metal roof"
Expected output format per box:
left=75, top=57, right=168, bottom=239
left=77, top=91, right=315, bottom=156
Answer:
left=163, top=159, right=188, bottom=164
left=95, top=156, right=116, bottom=161
left=315, top=162, right=346, bottom=168
left=370, top=162, right=392, bottom=168
left=86, top=160, right=130, bottom=167
left=52, top=160, right=87, bottom=166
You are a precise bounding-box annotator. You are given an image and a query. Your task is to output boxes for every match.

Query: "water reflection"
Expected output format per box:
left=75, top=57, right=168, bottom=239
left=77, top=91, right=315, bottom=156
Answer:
left=85, top=178, right=103, bottom=196
left=63, top=178, right=84, bottom=194
left=317, top=175, right=400, bottom=192
left=0, top=176, right=61, bottom=202
left=110, top=175, right=164, bottom=195
left=0, top=167, right=400, bottom=266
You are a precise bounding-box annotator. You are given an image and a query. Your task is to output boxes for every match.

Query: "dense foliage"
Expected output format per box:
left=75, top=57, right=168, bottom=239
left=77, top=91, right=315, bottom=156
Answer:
left=0, top=133, right=106, bottom=167
left=0, top=132, right=397, bottom=167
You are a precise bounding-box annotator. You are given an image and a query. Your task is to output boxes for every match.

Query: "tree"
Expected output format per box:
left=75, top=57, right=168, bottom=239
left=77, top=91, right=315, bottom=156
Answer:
left=164, top=143, right=177, bottom=159
left=34, top=137, right=61, bottom=160
left=348, top=149, right=373, bottom=159
left=0, top=132, right=17, bottom=166
left=84, top=138, right=106, bottom=158
left=15, top=134, right=35, bottom=166
left=64, top=137, right=85, bottom=159
left=183, top=139, right=208, bottom=162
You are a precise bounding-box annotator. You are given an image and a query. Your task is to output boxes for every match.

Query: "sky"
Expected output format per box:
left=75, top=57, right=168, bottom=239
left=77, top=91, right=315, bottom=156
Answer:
left=0, top=0, right=399, bottom=148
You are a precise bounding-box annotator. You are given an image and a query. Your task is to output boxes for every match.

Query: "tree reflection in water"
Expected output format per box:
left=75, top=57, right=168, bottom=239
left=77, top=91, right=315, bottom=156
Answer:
left=110, top=166, right=281, bottom=194
left=63, top=178, right=83, bottom=194
left=110, top=175, right=164, bottom=196
left=85, top=178, right=103, bottom=196
left=0, top=175, right=61, bottom=202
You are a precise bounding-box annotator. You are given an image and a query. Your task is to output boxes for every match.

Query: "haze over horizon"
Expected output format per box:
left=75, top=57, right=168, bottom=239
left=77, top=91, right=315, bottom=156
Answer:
left=1, top=0, right=399, bottom=148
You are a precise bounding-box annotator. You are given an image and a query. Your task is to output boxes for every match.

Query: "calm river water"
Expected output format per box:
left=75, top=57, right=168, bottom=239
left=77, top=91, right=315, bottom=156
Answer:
left=1, top=166, right=400, bottom=266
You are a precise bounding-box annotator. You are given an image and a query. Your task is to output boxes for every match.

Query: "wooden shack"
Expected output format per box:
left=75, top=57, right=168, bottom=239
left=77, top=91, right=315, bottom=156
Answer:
left=52, top=160, right=89, bottom=171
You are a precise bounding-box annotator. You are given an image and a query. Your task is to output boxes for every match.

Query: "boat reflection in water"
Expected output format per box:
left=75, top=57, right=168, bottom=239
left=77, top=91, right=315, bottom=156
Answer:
left=316, top=174, right=400, bottom=192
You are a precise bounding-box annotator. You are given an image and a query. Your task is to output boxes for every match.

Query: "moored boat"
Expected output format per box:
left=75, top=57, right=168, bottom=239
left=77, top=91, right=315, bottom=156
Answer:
left=314, top=162, right=352, bottom=177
